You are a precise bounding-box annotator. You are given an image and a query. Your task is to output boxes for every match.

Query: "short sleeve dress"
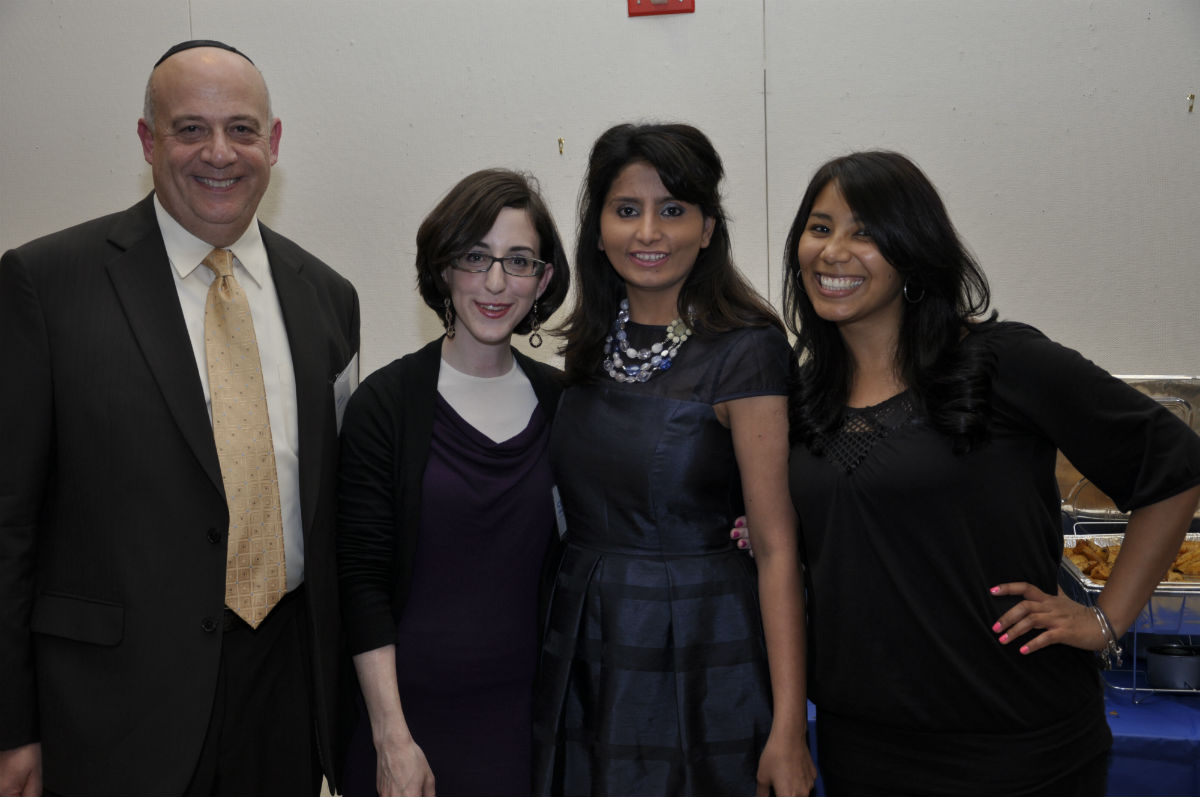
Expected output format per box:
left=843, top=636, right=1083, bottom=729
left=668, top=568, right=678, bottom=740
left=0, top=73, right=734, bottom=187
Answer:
left=788, top=321, right=1200, bottom=795
left=532, top=323, right=794, bottom=797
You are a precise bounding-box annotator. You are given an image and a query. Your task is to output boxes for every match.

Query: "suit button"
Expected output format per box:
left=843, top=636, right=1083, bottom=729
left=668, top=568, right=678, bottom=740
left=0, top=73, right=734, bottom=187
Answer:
left=207, top=527, right=221, bottom=544
left=201, top=617, right=217, bottom=633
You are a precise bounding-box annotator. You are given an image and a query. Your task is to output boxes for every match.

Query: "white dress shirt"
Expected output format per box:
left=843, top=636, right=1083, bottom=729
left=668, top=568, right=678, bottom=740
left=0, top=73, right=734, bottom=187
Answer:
left=153, top=197, right=304, bottom=591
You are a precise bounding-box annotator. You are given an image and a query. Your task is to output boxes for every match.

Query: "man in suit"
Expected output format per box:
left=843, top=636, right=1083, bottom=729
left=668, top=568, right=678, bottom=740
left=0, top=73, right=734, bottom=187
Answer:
left=0, top=41, right=359, bottom=795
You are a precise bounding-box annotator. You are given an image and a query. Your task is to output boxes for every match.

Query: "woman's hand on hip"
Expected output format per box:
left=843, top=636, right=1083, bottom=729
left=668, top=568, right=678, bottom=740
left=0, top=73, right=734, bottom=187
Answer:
left=989, top=582, right=1103, bottom=654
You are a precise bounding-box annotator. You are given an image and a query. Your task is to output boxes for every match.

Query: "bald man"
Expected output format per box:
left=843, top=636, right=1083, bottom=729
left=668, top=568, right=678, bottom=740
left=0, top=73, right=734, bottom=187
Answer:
left=0, top=41, right=359, bottom=795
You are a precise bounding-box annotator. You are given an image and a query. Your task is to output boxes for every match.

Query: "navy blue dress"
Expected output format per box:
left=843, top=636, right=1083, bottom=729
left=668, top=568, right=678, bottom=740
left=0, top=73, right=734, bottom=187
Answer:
left=533, top=324, right=793, bottom=797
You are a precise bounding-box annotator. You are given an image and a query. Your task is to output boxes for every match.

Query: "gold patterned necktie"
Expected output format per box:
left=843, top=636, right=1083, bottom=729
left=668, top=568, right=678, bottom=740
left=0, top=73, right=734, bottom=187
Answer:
left=202, top=247, right=286, bottom=628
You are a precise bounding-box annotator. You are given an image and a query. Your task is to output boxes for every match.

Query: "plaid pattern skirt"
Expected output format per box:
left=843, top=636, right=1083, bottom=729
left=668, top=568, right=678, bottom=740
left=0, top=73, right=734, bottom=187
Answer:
left=533, top=541, right=772, bottom=797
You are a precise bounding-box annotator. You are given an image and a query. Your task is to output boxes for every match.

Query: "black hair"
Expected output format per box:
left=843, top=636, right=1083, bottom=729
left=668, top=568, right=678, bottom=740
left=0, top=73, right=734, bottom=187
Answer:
left=560, top=122, right=781, bottom=384
left=782, top=150, right=996, bottom=452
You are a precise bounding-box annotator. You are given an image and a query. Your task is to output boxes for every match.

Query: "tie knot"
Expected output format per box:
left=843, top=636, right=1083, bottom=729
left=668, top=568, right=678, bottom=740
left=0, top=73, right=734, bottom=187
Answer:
left=202, top=248, right=235, bottom=279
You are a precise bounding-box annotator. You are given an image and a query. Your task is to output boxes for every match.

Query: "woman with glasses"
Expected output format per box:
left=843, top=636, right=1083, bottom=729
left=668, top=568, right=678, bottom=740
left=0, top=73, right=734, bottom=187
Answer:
left=783, top=150, right=1200, bottom=795
left=337, top=168, right=570, bottom=796
left=532, top=123, right=817, bottom=797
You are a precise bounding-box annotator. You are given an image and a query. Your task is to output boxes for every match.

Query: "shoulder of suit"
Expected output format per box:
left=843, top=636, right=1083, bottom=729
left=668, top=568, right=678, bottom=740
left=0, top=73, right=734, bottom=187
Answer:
left=6, top=198, right=155, bottom=265
left=258, top=222, right=354, bottom=292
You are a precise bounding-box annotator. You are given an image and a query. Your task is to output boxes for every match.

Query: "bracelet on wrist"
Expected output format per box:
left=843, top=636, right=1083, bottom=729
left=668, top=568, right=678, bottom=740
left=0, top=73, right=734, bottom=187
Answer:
left=1091, top=604, right=1123, bottom=669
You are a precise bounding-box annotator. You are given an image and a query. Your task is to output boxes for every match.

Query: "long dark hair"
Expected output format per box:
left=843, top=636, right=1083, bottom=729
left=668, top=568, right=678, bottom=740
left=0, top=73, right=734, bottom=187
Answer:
left=415, top=168, right=570, bottom=335
left=560, top=122, right=781, bottom=384
left=782, top=151, right=995, bottom=452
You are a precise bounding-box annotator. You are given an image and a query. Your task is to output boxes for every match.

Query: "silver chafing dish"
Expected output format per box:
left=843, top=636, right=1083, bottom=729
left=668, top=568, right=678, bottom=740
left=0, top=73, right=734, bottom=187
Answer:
left=1055, top=377, right=1200, bottom=695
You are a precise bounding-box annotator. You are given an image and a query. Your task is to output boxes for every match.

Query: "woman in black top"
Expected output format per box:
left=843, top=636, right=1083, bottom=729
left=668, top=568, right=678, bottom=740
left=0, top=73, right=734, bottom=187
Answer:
left=783, top=151, right=1200, bottom=795
left=337, top=169, right=569, bottom=796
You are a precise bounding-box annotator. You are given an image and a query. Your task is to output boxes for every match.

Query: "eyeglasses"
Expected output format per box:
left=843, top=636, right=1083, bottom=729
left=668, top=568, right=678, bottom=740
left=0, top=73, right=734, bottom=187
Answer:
left=451, top=251, right=548, bottom=277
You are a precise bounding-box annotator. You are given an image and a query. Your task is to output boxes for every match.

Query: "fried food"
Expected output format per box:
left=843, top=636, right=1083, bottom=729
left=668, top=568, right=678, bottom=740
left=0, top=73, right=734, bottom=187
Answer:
left=1175, top=548, right=1200, bottom=575
left=1076, top=538, right=1107, bottom=565
left=1067, top=552, right=1090, bottom=570
left=1065, top=538, right=1200, bottom=582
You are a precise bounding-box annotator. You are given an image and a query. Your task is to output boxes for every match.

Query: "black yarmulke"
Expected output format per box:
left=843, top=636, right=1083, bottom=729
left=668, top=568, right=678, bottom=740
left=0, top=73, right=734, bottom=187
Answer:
left=154, top=40, right=254, bottom=68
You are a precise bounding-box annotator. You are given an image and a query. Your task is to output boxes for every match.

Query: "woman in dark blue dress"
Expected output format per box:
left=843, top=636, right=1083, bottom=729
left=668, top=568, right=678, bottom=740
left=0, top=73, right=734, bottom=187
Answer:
left=337, top=169, right=570, bottom=796
left=533, top=124, right=817, bottom=797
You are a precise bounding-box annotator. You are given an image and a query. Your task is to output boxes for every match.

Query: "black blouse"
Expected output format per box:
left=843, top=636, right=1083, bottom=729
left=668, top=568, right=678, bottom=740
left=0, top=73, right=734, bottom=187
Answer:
left=789, top=321, right=1200, bottom=792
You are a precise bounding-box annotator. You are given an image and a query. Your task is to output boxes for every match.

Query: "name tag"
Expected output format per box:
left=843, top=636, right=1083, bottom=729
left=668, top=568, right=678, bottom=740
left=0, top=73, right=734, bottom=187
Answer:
left=552, top=484, right=568, bottom=539
left=333, top=352, right=360, bottom=433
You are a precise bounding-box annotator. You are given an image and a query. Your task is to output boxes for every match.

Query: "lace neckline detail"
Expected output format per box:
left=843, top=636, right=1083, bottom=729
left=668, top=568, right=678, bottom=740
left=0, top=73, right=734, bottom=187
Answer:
left=821, top=390, right=919, bottom=474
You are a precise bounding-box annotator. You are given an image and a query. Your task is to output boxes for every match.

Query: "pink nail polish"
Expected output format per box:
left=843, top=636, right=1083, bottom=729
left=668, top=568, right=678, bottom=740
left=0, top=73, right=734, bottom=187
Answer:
left=999, top=633, right=1009, bottom=643
left=1020, top=645, right=1030, bottom=655
left=989, top=586, right=1000, bottom=595
left=992, top=622, right=1002, bottom=633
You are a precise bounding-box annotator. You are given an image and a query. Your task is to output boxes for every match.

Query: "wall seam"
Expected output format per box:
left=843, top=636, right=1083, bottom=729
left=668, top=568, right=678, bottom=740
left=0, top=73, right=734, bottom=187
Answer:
left=760, top=0, right=773, bottom=304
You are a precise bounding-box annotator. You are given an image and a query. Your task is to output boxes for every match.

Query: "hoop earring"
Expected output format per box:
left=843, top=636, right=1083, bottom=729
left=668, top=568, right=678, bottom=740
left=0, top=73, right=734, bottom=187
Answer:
left=903, top=279, right=926, bottom=304
left=443, top=297, right=456, bottom=339
left=528, top=301, right=543, bottom=348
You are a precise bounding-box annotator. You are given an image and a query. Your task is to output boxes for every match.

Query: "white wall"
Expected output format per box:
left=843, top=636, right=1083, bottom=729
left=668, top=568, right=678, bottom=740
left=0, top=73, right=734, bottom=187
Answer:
left=2, top=1, right=1197, bottom=377
left=764, top=0, right=1200, bottom=376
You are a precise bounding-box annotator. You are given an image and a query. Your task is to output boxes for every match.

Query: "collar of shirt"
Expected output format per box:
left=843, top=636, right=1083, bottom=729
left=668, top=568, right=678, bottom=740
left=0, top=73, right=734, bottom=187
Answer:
left=152, top=194, right=270, bottom=287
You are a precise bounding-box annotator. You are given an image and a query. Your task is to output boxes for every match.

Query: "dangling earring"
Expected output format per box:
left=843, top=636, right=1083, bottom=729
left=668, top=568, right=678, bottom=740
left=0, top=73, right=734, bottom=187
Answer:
left=903, top=279, right=926, bottom=304
left=528, top=301, right=543, bottom=348
left=443, top=297, right=456, bottom=339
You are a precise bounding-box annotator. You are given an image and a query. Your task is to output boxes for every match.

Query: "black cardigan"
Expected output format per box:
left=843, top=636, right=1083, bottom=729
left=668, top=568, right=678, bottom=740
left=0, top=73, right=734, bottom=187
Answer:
left=336, top=338, right=564, bottom=655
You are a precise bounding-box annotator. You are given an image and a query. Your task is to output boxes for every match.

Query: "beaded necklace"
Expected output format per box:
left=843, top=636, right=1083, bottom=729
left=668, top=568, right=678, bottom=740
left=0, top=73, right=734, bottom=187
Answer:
left=602, top=298, right=692, bottom=383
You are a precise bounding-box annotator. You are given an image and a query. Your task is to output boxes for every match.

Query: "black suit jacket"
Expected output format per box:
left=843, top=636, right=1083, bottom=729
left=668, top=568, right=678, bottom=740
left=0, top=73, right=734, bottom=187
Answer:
left=0, top=195, right=359, bottom=795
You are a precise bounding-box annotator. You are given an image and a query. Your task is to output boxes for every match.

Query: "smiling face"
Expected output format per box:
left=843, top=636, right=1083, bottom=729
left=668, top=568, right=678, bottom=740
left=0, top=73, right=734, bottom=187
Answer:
left=137, top=47, right=280, bottom=247
left=598, top=161, right=714, bottom=323
left=795, top=181, right=904, bottom=335
left=442, top=207, right=553, bottom=372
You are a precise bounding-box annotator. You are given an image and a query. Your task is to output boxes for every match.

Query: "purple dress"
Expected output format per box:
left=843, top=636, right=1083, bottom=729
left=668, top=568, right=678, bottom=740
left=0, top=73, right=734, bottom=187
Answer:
left=343, top=395, right=555, bottom=797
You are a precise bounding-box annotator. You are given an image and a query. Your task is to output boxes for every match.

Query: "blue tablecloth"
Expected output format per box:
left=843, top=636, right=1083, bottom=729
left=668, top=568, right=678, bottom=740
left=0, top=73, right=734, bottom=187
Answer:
left=1105, top=687, right=1200, bottom=796
left=805, top=690, right=1200, bottom=796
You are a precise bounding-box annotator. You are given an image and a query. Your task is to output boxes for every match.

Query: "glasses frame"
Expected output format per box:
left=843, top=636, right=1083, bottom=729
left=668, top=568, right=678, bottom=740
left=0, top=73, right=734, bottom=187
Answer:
left=450, top=252, right=548, bottom=278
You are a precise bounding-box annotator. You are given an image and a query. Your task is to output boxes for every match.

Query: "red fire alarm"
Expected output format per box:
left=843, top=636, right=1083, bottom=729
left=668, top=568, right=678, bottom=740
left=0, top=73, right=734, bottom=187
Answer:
left=628, top=0, right=695, bottom=17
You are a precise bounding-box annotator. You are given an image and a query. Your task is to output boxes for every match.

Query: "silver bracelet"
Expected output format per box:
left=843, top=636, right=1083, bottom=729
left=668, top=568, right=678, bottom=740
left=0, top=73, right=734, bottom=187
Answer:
left=1092, top=604, right=1123, bottom=669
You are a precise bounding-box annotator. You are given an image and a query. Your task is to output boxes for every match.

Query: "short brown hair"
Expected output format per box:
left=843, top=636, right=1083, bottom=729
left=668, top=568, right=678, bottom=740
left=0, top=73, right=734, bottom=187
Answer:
left=415, top=169, right=570, bottom=335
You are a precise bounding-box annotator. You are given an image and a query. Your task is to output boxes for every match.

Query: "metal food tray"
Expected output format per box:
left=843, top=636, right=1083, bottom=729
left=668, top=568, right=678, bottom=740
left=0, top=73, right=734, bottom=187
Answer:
left=1061, top=529, right=1200, bottom=635
left=1057, top=375, right=1200, bottom=521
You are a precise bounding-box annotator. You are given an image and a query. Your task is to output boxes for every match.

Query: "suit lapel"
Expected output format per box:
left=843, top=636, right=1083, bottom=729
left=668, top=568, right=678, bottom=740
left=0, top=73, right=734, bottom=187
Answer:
left=264, top=228, right=328, bottom=541
left=104, top=196, right=225, bottom=495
